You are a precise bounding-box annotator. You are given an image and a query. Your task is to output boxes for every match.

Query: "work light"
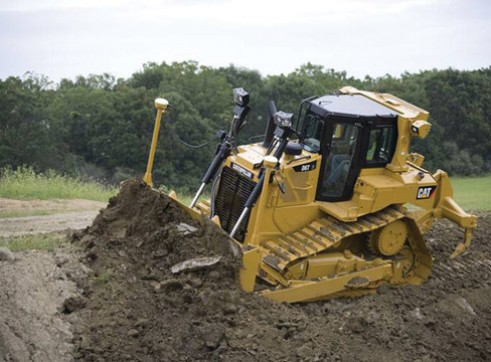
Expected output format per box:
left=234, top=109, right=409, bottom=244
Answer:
left=233, top=87, right=249, bottom=107
left=273, top=111, right=293, bottom=128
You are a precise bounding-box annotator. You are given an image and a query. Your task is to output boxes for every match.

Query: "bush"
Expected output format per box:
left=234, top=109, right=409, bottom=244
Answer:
left=0, top=166, right=117, bottom=201
left=442, top=142, right=484, bottom=176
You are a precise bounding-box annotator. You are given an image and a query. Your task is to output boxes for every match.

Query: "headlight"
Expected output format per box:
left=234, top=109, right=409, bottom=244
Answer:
left=273, top=111, right=293, bottom=128
left=233, top=87, right=249, bottom=107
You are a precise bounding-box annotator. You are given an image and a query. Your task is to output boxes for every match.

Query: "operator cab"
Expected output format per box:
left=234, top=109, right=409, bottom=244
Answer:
left=298, top=94, right=398, bottom=202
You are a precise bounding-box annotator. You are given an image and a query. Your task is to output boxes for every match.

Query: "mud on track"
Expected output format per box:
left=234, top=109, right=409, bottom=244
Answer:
left=70, top=180, right=491, bottom=362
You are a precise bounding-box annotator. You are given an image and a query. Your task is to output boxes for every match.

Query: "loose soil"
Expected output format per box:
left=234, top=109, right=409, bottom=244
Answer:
left=70, top=180, right=491, bottom=361
left=0, top=247, right=90, bottom=362
left=0, top=180, right=490, bottom=361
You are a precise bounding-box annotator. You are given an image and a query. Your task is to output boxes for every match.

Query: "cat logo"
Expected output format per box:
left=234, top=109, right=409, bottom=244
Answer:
left=416, top=186, right=437, bottom=199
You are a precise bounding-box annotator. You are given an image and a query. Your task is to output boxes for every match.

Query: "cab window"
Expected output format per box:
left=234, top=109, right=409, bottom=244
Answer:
left=320, top=123, right=359, bottom=199
left=365, top=126, right=396, bottom=166
left=301, top=113, right=324, bottom=153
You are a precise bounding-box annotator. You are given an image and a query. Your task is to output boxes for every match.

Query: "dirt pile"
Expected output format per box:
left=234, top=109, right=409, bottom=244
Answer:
left=72, top=180, right=491, bottom=361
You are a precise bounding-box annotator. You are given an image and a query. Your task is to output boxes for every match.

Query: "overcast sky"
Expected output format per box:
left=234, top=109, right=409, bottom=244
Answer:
left=0, top=0, right=489, bottom=82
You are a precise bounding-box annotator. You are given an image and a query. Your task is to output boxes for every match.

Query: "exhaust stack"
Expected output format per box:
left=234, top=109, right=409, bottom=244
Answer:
left=262, top=100, right=277, bottom=148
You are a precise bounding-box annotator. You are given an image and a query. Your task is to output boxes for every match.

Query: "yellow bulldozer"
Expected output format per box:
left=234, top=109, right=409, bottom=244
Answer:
left=144, top=86, right=477, bottom=303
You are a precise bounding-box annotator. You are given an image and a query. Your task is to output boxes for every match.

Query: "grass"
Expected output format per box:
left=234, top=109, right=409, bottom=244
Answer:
left=0, top=209, right=61, bottom=218
left=175, top=192, right=194, bottom=206
left=94, top=271, right=113, bottom=285
left=0, top=166, right=117, bottom=202
left=0, top=232, right=67, bottom=252
left=452, top=175, right=491, bottom=211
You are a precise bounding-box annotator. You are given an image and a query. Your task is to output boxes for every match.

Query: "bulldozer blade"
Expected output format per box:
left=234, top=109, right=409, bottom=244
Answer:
left=261, top=264, right=393, bottom=303
left=240, top=246, right=262, bottom=292
left=167, top=190, right=204, bottom=222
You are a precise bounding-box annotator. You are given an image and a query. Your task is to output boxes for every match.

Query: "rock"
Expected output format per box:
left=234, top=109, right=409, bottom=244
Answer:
left=150, top=281, right=161, bottom=291
left=0, top=247, right=14, bottom=262
left=347, top=316, right=366, bottom=333
left=202, top=325, right=225, bottom=350
left=410, top=307, right=424, bottom=320
left=170, top=256, right=221, bottom=274
left=176, top=222, right=198, bottom=235
left=455, top=297, right=477, bottom=316
left=223, top=303, right=238, bottom=315
left=128, top=329, right=139, bottom=337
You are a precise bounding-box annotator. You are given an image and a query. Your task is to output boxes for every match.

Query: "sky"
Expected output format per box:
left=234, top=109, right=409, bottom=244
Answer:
left=0, top=0, right=490, bottom=82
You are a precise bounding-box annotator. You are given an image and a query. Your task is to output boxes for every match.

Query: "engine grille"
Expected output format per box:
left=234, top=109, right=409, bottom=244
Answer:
left=214, top=166, right=256, bottom=242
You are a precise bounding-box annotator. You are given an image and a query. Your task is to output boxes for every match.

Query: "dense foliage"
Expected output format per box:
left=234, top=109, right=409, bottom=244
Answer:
left=1, top=62, right=490, bottom=190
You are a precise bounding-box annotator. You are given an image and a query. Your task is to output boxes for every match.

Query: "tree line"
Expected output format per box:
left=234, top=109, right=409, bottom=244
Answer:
left=1, top=62, right=490, bottom=191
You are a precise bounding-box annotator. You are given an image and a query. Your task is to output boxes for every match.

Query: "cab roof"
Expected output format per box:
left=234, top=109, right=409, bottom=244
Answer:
left=309, top=94, right=398, bottom=119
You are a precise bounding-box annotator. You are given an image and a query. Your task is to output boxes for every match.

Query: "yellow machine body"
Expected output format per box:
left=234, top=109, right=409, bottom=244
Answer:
left=173, top=87, right=477, bottom=303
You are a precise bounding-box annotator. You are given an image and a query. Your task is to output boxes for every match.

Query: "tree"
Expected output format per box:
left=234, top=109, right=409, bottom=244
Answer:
left=0, top=76, right=68, bottom=171
left=1, top=64, right=489, bottom=189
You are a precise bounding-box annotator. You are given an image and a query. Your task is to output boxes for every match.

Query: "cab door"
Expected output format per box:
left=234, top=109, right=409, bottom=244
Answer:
left=317, top=121, right=363, bottom=201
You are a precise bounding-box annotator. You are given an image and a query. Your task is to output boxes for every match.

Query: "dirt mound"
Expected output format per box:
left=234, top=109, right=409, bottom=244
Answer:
left=72, top=180, right=491, bottom=361
left=71, top=180, right=254, bottom=361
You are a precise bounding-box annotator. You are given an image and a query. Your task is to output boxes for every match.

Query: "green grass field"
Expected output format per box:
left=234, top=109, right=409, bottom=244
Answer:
left=0, top=233, right=67, bottom=252
left=452, top=175, right=491, bottom=211
left=0, top=209, right=60, bottom=218
left=0, top=166, right=117, bottom=202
